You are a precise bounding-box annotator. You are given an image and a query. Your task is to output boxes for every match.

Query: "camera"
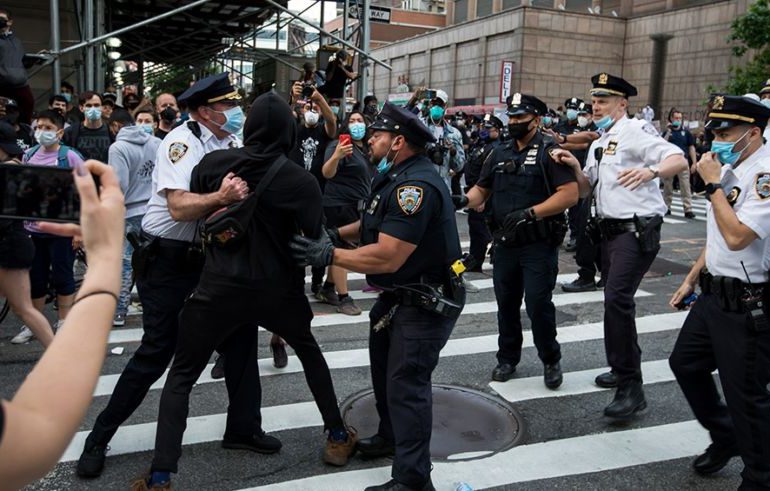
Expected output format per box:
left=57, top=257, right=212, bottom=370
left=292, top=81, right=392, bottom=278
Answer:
left=426, top=141, right=447, bottom=166
left=301, top=81, right=315, bottom=99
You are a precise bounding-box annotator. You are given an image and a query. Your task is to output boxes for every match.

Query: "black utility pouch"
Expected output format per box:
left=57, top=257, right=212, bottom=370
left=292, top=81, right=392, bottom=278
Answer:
left=633, top=214, right=662, bottom=253
left=742, top=290, right=769, bottom=332
left=130, top=232, right=157, bottom=280
left=585, top=218, right=602, bottom=245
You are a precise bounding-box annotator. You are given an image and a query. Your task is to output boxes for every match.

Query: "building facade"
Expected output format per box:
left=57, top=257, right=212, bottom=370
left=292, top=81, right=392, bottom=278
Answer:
left=370, top=0, right=752, bottom=119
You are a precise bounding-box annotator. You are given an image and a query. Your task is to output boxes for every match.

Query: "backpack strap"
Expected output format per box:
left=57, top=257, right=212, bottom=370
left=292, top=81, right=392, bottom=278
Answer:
left=57, top=145, right=70, bottom=168
left=24, top=144, right=41, bottom=162
left=252, top=155, right=287, bottom=204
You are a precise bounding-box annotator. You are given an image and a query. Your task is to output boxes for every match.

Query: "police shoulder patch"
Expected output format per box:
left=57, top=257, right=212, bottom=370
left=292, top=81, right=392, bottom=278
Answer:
left=755, top=173, right=770, bottom=200
left=397, top=185, right=424, bottom=215
left=641, top=123, right=659, bottom=136
left=168, top=142, right=189, bottom=164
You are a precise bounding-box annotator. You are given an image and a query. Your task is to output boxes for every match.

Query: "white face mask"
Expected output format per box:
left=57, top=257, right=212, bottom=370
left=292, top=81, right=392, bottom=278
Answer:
left=35, top=129, right=59, bottom=146
left=304, top=110, right=319, bottom=126
left=577, top=116, right=591, bottom=128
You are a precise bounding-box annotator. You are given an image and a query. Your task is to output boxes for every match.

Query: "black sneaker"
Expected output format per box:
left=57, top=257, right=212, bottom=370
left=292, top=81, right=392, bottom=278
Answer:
left=564, top=238, right=577, bottom=252
left=270, top=341, right=288, bottom=369
left=311, top=282, right=322, bottom=295
left=222, top=431, right=282, bottom=454
left=316, top=285, right=340, bottom=306
left=76, top=443, right=108, bottom=478
left=561, top=276, right=596, bottom=293
left=684, top=211, right=696, bottom=219
left=210, top=354, right=225, bottom=380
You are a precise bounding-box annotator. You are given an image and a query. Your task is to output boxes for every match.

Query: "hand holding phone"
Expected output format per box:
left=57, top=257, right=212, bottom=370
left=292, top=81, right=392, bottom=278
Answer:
left=339, top=134, right=352, bottom=146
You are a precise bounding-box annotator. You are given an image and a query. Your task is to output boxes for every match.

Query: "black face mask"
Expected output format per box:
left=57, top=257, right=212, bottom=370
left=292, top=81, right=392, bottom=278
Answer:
left=126, top=101, right=139, bottom=110
left=508, top=119, right=534, bottom=140
left=0, top=19, right=8, bottom=29
left=160, top=106, right=177, bottom=122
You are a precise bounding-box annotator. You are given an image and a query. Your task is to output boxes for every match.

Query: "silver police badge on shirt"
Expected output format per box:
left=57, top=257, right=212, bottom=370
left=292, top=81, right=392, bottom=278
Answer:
left=367, top=195, right=381, bottom=215
left=397, top=185, right=424, bottom=215
left=755, top=173, right=770, bottom=200
left=168, top=142, right=189, bottom=164
left=726, top=186, right=741, bottom=206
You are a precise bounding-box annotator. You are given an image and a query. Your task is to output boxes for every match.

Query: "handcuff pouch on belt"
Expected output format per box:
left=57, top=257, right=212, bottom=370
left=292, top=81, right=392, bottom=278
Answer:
left=128, top=231, right=158, bottom=280
left=496, top=215, right=567, bottom=248
left=700, top=271, right=769, bottom=332
left=588, top=214, right=662, bottom=253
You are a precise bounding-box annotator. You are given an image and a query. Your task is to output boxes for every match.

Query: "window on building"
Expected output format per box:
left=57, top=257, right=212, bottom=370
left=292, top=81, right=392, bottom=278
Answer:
left=562, top=0, right=592, bottom=10
left=531, top=0, right=553, bottom=7
left=502, top=0, right=519, bottom=9
left=454, top=0, right=468, bottom=23
left=477, top=0, right=493, bottom=17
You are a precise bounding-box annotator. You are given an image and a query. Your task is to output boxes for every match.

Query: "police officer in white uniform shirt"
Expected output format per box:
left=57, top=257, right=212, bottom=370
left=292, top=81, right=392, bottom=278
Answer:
left=75, top=73, right=250, bottom=479
left=668, top=95, right=770, bottom=489
left=550, top=73, right=687, bottom=420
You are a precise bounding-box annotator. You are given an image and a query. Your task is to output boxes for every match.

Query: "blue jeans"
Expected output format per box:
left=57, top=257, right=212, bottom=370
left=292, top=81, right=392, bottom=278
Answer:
left=117, top=216, right=144, bottom=316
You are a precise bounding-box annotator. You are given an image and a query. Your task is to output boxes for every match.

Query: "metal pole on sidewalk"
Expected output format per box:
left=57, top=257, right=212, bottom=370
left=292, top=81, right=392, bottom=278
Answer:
left=50, top=0, right=61, bottom=93
left=357, top=0, right=370, bottom=101
left=85, top=0, right=94, bottom=89
left=342, top=0, right=349, bottom=40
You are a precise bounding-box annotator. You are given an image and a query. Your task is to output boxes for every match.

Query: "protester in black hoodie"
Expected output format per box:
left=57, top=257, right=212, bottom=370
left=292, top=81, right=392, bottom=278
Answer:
left=136, top=92, right=356, bottom=490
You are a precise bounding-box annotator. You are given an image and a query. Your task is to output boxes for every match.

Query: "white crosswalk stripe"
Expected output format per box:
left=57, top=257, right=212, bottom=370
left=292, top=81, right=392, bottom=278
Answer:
left=40, top=223, right=732, bottom=489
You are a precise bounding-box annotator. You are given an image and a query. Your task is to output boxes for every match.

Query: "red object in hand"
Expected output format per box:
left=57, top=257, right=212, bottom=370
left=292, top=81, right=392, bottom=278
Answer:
left=339, top=134, right=352, bottom=146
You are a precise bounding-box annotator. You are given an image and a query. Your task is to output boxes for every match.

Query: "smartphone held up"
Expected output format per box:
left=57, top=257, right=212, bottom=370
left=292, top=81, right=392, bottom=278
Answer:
left=0, top=163, right=98, bottom=223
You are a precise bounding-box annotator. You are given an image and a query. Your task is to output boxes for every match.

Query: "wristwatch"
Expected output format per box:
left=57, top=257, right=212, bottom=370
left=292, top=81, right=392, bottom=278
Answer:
left=649, top=165, right=660, bottom=179
left=705, top=182, right=723, bottom=196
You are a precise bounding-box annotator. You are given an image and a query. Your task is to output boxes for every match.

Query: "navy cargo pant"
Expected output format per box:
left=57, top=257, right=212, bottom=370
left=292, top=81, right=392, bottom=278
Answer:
left=86, top=241, right=201, bottom=448
left=493, top=241, right=561, bottom=367
left=601, top=232, right=657, bottom=386
left=670, top=293, right=770, bottom=489
left=369, top=299, right=455, bottom=488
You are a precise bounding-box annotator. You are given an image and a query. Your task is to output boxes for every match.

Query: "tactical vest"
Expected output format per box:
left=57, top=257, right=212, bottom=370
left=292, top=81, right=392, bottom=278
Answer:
left=490, top=141, right=550, bottom=226
left=361, top=155, right=461, bottom=289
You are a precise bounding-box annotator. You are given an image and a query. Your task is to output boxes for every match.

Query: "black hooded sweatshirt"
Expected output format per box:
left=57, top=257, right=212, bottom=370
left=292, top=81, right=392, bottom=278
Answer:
left=191, top=92, right=323, bottom=292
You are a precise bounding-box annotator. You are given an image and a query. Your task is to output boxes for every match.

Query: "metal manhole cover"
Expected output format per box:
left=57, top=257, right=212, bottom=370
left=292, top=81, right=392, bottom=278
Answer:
left=341, top=384, right=524, bottom=461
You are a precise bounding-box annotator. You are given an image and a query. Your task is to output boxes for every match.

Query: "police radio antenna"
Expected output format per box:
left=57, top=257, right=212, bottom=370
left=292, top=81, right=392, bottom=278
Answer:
left=740, top=261, right=753, bottom=286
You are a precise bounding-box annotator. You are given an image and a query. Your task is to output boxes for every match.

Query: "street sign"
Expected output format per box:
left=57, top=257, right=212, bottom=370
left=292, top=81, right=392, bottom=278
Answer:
left=348, top=4, right=391, bottom=23
left=499, top=60, right=514, bottom=104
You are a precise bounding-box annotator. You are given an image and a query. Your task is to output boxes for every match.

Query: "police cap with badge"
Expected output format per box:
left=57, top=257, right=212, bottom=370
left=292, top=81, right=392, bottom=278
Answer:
left=368, top=102, right=436, bottom=147
left=483, top=113, right=504, bottom=129
left=178, top=72, right=241, bottom=110
left=577, top=102, right=592, bottom=114
left=705, top=94, right=770, bottom=130
left=760, top=78, right=770, bottom=96
left=506, top=93, right=548, bottom=116
left=564, top=97, right=584, bottom=110
left=590, top=73, right=638, bottom=98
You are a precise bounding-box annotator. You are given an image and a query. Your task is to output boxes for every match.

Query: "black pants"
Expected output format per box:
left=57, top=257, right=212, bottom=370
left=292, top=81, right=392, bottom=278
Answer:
left=601, top=232, right=657, bottom=386
left=467, top=210, right=491, bottom=271
left=87, top=245, right=202, bottom=447
left=566, top=199, right=581, bottom=239
left=574, top=200, right=602, bottom=281
left=369, top=300, right=455, bottom=488
left=670, top=293, right=770, bottom=489
left=492, top=241, right=561, bottom=366
left=151, top=283, right=344, bottom=473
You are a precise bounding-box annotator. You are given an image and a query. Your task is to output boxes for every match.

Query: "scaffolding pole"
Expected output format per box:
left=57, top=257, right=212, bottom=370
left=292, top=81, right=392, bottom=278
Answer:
left=50, top=0, right=61, bottom=93
left=95, top=0, right=105, bottom=92
left=357, top=0, right=370, bottom=101
left=263, top=0, right=391, bottom=71
left=342, top=0, right=349, bottom=40
left=85, top=0, right=95, bottom=89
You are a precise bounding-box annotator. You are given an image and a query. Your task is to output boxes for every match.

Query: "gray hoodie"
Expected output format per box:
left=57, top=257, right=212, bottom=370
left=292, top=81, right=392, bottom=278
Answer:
left=108, top=125, right=161, bottom=219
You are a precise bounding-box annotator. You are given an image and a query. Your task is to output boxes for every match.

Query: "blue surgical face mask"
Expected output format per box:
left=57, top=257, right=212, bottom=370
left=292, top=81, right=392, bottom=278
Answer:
left=140, top=123, right=154, bottom=135
left=35, top=129, right=59, bottom=146
left=429, top=105, right=445, bottom=122
left=376, top=138, right=398, bottom=174
left=594, top=115, right=613, bottom=130
left=213, top=106, right=244, bottom=134
left=85, top=107, right=102, bottom=121
left=711, top=129, right=752, bottom=166
left=349, top=122, right=366, bottom=141
left=761, top=99, right=770, bottom=109
left=542, top=116, right=553, bottom=127
left=62, top=93, right=72, bottom=103
left=566, top=109, right=578, bottom=121
left=331, top=106, right=340, bottom=116
left=672, top=120, right=682, bottom=129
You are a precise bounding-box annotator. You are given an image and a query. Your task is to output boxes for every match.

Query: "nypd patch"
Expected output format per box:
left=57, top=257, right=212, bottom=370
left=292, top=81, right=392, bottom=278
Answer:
left=397, top=185, right=424, bottom=215
left=168, top=142, right=189, bottom=164
left=755, top=173, right=770, bottom=200
left=726, top=186, right=741, bottom=206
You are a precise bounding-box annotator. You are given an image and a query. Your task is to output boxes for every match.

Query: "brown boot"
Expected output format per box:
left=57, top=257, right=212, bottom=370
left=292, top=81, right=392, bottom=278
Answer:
left=323, top=427, right=358, bottom=466
left=130, top=472, right=172, bottom=490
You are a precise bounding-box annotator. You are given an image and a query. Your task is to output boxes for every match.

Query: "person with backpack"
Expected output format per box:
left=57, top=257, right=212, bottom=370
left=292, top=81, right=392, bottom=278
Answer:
left=62, top=91, right=113, bottom=162
left=10, top=110, right=83, bottom=344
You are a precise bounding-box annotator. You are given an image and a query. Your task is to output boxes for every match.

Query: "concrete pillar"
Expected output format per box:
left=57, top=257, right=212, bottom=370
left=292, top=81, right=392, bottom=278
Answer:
left=478, top=36, right=488, bottom=104
left=450, top=43, right=458, bottom=105
left=426, top=49, right=433, bottom=87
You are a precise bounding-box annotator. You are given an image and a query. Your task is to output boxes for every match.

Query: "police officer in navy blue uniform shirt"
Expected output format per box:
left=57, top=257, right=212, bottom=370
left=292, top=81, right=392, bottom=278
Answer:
left=76, top=73, right=250, bottom=482
left=456, top=93, right=579, bottom=388
left=669, top=95, right=770, bottom=488
left=290, top=102, right=465, bottom=491
left=463, top=113, right=503, bottom=271
left=551, top=73, right=687, bottom=419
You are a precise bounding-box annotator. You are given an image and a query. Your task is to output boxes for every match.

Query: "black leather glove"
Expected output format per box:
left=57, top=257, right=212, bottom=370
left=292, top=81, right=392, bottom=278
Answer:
left=452, top=194, right=469, bottom=210
left=289, top=229, right=335, bottom=268
left=503, top=208, right=535, bottom=233
left=326, top=227, right=344, bottom=248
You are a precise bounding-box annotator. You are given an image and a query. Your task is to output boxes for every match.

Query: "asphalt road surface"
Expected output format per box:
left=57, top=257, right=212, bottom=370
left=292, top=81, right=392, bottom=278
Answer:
left=0, top=193, right=745, bottom=490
